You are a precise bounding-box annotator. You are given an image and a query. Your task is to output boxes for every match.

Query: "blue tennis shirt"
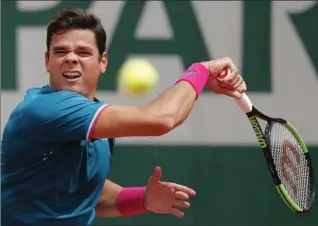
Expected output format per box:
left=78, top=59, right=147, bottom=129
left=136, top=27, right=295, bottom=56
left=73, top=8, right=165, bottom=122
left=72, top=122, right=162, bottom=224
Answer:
left=1, top=85, right=114, bottom=226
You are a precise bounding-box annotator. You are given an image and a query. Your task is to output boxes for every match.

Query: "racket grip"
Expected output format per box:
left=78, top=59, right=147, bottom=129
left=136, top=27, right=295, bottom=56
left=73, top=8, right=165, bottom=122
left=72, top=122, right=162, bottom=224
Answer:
left=218, top=68, right=253, bottom=113
left=235, top=93, right=253, bottom=113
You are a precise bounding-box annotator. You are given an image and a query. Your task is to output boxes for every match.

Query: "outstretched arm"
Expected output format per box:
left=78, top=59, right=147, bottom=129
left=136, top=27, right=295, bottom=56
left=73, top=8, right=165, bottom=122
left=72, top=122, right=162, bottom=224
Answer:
left=91, top=79, right=197, bottom=139
left=89, top=58, right=246, bottom=140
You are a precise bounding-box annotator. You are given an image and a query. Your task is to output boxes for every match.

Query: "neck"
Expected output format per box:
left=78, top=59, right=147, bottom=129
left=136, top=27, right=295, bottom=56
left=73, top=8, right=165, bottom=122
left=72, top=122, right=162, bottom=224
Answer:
left=49, top=81, right=96, bottom=101
left=87, top=91, right=96, bottom=101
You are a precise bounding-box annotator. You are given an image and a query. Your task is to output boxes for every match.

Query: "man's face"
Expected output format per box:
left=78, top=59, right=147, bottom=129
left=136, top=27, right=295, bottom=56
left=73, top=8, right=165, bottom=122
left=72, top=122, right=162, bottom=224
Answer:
left=45, top=29, right=107, bottom=100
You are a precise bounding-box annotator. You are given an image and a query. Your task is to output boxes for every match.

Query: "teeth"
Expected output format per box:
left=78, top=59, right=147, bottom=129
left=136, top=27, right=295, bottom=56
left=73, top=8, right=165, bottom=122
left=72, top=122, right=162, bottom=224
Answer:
left=63, top=72, right=80, bottom=78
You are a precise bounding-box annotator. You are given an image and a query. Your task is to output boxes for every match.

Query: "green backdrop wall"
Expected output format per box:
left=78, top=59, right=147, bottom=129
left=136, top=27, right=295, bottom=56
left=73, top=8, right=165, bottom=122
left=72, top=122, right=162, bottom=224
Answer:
left=94, top=145, right=318, bottom=225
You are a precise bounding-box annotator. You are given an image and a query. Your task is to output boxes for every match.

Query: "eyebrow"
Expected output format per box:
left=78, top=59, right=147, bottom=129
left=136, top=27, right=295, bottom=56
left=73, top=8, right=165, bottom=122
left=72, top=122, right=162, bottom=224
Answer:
left=52, top=46, right=66, bottom=51
left=77, top=46, right=93, bottom=51
left=52, top=46, right=93, bottom=51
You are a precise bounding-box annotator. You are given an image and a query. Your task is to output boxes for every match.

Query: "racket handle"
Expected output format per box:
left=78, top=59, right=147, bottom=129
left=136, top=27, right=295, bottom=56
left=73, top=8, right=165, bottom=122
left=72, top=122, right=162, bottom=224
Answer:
left=235, top=93, right=253, bottom=113
left=218, top=68, right=253, bottom=113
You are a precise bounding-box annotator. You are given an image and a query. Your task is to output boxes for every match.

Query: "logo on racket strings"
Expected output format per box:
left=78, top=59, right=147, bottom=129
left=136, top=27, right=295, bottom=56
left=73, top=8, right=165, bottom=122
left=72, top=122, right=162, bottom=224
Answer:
left=281, top=140, right=300, bottom=198
left=248, top=116, right=267, bottom=148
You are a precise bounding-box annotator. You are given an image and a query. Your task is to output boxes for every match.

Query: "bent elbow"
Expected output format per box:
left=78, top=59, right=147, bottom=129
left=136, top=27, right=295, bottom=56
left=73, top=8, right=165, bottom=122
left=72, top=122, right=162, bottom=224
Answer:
left=152, top=112, right=177, bottom=136
left=155, top=120, right=174, bottom=136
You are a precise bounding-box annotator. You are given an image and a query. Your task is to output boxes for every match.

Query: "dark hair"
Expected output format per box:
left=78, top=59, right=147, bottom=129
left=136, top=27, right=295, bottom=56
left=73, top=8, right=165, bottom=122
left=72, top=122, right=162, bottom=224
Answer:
left=46, top=8, right=106, bottom=58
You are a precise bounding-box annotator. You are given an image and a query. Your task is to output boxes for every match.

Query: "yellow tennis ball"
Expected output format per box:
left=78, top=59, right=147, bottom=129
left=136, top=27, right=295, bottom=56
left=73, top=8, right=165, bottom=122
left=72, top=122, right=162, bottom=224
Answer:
left=117, top=58, right=159, bottom=96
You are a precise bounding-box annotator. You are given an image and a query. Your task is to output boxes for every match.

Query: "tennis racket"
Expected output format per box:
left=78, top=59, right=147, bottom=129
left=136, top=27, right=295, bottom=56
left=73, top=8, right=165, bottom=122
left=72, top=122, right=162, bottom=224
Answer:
left=218, top=68, right=315, bottom=214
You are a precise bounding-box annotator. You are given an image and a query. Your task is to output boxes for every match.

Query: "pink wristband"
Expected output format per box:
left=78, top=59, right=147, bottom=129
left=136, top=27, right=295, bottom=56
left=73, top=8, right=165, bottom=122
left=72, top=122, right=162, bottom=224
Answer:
left=116, top=187, right=148, bottom=216
left=175, top=63, right=209, bottom=99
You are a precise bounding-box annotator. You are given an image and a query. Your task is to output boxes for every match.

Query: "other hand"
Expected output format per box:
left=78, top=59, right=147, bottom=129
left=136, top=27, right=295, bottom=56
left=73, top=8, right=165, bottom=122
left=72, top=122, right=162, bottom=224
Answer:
left=144, top=166, right=196, bottom=218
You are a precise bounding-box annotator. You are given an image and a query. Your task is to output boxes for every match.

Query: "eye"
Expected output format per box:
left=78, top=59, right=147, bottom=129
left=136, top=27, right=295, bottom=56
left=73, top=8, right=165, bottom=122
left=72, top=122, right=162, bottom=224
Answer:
left=78, top=51, right=91, bottom=57
left=54, top=50, right=67, bottom=56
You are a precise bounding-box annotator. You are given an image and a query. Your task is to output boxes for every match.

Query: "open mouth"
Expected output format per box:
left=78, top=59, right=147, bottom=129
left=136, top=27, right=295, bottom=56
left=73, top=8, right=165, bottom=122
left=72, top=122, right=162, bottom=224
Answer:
left=62, top=71, right=81, bottom=80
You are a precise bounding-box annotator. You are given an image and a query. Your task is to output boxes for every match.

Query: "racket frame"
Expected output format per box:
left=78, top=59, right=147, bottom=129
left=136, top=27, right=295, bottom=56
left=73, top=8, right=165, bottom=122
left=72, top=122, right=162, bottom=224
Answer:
left=246, top=106, right=315, bottom=214
left=217, top=68, right=315, bottom=213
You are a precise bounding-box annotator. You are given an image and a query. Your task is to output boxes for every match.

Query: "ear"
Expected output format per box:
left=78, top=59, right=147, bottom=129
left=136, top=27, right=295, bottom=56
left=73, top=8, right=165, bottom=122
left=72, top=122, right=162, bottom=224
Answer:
left=100, top=52, right=108, bottom=74
left=45, top=52, right=50, bottom=72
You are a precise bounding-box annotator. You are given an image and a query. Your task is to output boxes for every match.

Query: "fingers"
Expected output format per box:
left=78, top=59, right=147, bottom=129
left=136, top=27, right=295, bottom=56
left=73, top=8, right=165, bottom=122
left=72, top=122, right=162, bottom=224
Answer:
left=149, top=166, right=162, bottom=184
left=221, top=69, right=241, bottom=88
left=224, top=90, right=243, bottom=99
left=219, top=76, right=242, bottom=90
left=217, top=87, right=243, bottom=99
left=217, top=69, right=246, bottom=98
left=220, top=57, right=238, bottom=73
left=223, top=78, right=247, bottom=99
left=171, top=191, right=192, bottom=218
left=170, top=207, right=184, bottom=218
left=170, top=183, right=196, bottom=197
left=200, top=56, right=237, bottom=77
left=238, top=81, right=247, bottom=93
left=227, top=74, right=243, bottom=90
left=175, top=191, right=189, bottom=200
left=173, top=199, right=190, bottom=209
left=170, top=198, right=191, bottom=218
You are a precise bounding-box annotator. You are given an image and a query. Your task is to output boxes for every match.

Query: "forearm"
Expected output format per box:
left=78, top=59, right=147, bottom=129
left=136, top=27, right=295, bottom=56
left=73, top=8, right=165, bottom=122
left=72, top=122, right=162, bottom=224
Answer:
left=95, top=201, right=122, bottom=217
left=95, top=180, right=147, bottom=218
left=147, top=81, right=196, bottom=129
left=147, top=62, right=209, bottom=129
left=95, top=180, right=123, bottom=217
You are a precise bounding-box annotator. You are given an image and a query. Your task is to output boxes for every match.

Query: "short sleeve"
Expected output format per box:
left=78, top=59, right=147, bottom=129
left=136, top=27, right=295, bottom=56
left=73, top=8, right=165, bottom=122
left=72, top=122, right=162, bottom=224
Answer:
left=21, top=91, right=108, bottom=142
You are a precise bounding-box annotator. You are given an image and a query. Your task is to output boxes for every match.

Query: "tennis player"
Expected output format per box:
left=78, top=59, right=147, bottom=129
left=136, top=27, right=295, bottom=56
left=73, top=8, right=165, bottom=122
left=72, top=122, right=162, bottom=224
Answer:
left=1, top=8, right=246, bottom=226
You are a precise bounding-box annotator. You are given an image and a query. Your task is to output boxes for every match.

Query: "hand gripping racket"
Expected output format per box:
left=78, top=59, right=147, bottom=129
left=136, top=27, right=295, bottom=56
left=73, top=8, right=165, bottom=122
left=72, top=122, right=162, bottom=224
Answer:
left=218, top=68, right=315, bottom=214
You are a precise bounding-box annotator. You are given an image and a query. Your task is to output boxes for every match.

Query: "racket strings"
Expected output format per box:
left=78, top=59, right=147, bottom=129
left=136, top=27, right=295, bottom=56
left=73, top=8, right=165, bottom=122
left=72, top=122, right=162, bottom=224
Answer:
left=269, top=122, right=312, bottom=210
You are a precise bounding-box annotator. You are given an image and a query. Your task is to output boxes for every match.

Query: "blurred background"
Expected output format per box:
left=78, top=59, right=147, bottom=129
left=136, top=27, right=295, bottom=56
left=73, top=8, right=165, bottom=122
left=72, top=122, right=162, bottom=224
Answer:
left=1, top=1, right=317, bottom=225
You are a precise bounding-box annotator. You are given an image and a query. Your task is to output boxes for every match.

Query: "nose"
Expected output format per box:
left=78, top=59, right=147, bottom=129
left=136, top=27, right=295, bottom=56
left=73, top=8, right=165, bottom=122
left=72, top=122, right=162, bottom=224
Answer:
left=64, top=52, right=78, bottom=64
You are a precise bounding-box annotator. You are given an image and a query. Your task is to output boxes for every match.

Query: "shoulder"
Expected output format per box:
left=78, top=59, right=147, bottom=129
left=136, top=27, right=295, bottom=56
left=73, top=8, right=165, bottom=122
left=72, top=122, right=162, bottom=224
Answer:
left=20, top=85, right=103, bottom=122
left=25, top=85, right=92, bottom=104
left=22, top=86, right=92, bottom=111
